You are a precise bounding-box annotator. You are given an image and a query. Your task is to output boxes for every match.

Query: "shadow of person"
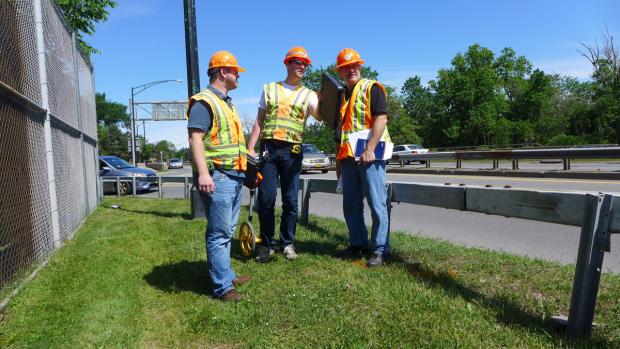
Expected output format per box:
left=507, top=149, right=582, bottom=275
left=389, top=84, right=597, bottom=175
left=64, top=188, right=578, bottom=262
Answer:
left=144, top=260, right=211, bottom=295
left=111, top=205, right=194, bottom=220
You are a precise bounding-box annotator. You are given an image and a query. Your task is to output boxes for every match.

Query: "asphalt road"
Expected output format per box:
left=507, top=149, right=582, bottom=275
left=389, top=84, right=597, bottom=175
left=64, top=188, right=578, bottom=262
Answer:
left=110, top=164, right=620, bottom=273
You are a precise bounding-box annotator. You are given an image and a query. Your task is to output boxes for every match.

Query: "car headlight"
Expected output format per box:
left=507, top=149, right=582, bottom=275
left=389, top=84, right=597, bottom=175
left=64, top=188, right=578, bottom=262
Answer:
left=324, top=158, right=330, bottom=164
left=302, top=159, right=310, bottom=164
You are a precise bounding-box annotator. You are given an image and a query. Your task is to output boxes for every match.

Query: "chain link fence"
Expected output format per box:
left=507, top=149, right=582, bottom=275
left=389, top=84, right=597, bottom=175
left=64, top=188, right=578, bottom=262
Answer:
left=0, top=0, right=99, bottom=295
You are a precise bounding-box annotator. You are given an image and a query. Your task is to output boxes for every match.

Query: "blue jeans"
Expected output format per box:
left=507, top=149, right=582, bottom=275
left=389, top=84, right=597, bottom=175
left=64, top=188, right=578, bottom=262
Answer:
left=258, top=141, right=302, bottom=249
left=200, top=170, right=244, bottom=297
left=341, top=158, right=390, bottom=255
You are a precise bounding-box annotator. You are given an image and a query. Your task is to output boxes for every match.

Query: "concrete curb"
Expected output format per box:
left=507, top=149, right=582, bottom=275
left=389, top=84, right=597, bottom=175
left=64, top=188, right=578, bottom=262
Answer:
left=386, top=167, right=620, bottom=180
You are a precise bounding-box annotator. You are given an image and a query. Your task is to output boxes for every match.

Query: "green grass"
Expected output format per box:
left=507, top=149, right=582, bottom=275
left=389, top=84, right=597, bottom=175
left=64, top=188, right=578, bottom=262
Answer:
left=1, top=198, right=619, bottom=348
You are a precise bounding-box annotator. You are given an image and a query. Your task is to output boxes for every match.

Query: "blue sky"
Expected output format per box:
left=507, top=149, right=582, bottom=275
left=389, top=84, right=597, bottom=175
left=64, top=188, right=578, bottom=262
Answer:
left=88, top=0, right=619, bottom=150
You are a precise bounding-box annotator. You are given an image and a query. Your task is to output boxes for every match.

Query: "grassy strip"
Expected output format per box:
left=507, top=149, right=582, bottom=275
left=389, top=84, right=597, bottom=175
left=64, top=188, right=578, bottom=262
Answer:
left=0, top=198, right=618, bottom=348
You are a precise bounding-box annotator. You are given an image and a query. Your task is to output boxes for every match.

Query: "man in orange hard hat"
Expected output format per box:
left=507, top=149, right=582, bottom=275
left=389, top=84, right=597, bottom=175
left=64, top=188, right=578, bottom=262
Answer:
left=334, top=48, right=391, bottom=267
left=187, top=51, right=251, bottom=301
left=246, top=46, right=321, bottom=262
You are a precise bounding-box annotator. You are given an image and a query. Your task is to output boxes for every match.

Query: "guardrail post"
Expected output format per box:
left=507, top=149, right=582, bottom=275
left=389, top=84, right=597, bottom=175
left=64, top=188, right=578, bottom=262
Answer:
left=300, top=179, right=310, bottom=225
left=512, top=159, right=519, bottom=170
left=132, top=177, right=137, bottom=197
left=492, top=159, right=499, bottom=169
left=456, top=159, right=462, bottom=169
left=158, top=178, right=163, bottom=198
left=386, top=183, right=393, bottom=234
left=184, top=176, right=189, bottom=199
left=563, top=159, right=571, bottom=170
left=116, top=177, right=120, bottom=198
left=565, top=194, right=613, bottom=338
left=425, top=160, right=431, bottom=168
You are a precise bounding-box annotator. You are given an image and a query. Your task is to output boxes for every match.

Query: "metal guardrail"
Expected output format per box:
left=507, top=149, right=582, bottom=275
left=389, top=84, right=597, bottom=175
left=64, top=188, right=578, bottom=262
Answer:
left=101, top=175, right=617, bottom=338
left=391, top=146, right=620, bottom=170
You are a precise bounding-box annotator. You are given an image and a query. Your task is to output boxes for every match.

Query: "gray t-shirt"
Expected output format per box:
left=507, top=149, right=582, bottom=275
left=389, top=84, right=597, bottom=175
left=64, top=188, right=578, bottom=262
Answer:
left=187, top=87, right=244, bottom=178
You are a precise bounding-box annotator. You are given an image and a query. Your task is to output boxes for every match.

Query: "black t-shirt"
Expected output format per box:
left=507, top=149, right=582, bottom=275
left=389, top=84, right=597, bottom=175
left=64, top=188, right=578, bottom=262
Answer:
left=343, top=83, right=387, bottom=117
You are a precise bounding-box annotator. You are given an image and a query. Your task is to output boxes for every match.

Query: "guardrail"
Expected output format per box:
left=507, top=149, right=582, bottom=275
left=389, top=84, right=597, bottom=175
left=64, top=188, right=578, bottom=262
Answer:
left=391, top=146, right=620, bottom=170
left=100, top=175, right=617, bottom=338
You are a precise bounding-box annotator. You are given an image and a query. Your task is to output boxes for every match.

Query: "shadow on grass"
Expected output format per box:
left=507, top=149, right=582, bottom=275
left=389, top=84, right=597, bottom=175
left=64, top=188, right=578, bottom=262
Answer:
left=300, top=217, right=604, bottom=346
left=110, top=206, right=193, bottom=220
left=144, top=260, right=212, bottom=295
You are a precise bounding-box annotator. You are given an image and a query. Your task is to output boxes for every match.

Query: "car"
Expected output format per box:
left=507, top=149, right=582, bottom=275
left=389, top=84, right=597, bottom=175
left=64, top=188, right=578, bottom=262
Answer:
left=99, top=156, right=158, bottom=195
left=389, top=144, right=429, bottom=165
left=301, top=144, right=331, bottom=173
left=168, top=158, right=184, bottom=169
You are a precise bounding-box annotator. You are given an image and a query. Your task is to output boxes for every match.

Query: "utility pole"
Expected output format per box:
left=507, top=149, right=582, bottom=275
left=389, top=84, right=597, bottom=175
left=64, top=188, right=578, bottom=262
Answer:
left=183, top=0, right=206, bottom=219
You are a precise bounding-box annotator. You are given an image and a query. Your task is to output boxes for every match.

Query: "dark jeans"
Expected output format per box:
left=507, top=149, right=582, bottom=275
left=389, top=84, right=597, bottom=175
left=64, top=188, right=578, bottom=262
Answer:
left=257, top=140, right=302, bottom=249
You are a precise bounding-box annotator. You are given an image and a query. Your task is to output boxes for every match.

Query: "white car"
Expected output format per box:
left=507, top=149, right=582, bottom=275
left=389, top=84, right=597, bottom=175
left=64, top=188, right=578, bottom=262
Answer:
left=390, top=144, right=429, bottom=165
left=168, top=158, right=184, bottom=169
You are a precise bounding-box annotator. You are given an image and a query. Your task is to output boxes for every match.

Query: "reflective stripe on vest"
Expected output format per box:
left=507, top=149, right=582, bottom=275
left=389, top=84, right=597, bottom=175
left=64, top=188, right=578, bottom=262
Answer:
left=261, top=82, right=313, bottom=143
left=337, top=79, right=391, bottom=160
left=188, top=89, right=247, bottom=171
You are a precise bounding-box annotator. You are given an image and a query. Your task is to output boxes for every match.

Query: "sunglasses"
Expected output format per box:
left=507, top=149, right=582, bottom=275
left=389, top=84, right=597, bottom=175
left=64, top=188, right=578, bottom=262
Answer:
left=289, top=60, right=309, bottom=67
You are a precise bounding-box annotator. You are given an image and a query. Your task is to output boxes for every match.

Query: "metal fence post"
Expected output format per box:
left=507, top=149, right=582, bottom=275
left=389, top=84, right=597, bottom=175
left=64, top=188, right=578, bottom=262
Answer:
left=300, top=179, right=310, bottom=225
left=34, top=0, right=61, bottom=247
left=566, top=194, right=613, bottom=338
left=158, top=178, right=163, bottom=198
left=184, top=176, right=189, bottom=199
left=492, top=159, right=499, bottom=169
left=512, top=159, right=519, bottom=170
left=116, top=177, right=120, bottom=197
left=456, top=159, right=462, bottom=169
left=132, top=177, right=137, bottom=197
left=425, top=160, right=431, bottom=168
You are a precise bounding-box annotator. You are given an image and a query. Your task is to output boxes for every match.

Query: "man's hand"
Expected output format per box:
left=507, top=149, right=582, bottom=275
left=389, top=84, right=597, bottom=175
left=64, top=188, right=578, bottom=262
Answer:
left=359, top=148, right=376, bottom=166
left=247, top=148, right=257, bottom=159
left=198, top=172, right=216, bottom=194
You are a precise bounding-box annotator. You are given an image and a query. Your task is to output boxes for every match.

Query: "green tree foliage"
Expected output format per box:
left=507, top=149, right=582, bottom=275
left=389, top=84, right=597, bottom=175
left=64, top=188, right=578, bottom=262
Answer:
left=96, top=92, right=130, bottom=158
left=56, top=0, right=116, bottom=55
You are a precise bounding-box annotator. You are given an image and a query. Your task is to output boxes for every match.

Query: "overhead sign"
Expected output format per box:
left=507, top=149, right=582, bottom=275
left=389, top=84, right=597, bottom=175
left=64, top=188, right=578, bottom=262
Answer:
left=151, top=101, right=188, bottom=121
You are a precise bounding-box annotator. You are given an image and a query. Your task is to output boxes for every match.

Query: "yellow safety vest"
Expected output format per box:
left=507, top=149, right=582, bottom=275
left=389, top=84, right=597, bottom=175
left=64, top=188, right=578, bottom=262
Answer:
left=261, top=82, right=315, bottom=143
left=337, top=79, right=391, bottom=160
left=187, top=89, right=247, bottom=171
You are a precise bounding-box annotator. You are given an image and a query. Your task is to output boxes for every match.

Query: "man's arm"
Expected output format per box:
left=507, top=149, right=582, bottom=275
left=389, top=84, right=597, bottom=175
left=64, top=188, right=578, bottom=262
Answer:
left=246, top=108, right=266, bottom=158
left=307, top=92, right=322, bottom=122
left=188, top=129, right=215, bottom=194
left=359, top=114, right=387, bottom=165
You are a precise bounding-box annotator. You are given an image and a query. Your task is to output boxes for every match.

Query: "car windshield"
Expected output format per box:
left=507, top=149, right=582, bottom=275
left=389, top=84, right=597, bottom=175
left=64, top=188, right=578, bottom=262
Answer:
left=408, top=144, right=423, bottom=149
left=170, top=158, right=180, bottom=162
left=302, top=144, right=321, bottom=154
left=105, top=157, right=133, bottom=169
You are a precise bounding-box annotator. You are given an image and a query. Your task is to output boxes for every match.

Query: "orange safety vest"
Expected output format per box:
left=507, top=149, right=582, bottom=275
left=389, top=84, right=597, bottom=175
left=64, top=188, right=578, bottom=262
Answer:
left=337, top=79, right=391, bottom=160
left=261, top=82, right=315, bottom=143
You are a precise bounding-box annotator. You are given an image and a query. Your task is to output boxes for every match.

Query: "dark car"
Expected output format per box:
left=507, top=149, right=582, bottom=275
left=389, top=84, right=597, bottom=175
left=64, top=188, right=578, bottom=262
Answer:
left=99, top=156, right=158, bottom=195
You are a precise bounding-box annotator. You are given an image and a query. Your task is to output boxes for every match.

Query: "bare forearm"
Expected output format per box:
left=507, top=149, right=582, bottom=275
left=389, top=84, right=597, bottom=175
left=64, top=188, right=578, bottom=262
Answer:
left=365, top=115, right=387, bottom=151
left=247, top=123, right=262, bottom=152
left=188, top=134, right=209, bottom=175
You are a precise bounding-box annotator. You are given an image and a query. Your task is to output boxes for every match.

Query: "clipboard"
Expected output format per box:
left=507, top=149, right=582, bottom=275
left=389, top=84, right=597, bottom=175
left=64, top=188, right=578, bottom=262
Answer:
left=318, top=73, right=344, bottom=131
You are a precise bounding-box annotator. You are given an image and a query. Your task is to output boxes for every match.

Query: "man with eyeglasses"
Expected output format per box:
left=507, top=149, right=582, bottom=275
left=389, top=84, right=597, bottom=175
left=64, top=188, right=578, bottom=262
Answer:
left=334, top=48, right=391, bottom=267
left=246, top=46, right=321, bottom=262
left=187, top=51, right=251, bottom=302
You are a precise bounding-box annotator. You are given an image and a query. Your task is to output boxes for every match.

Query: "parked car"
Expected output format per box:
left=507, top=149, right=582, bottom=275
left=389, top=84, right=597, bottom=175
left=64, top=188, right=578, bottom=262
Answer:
left=301, top=144, right=330, bottom=173
left=168, top=158, right=184, bottom=169
left=389, top=144, right=429, bottom=165
left=99, top=156, right=158, bottom=195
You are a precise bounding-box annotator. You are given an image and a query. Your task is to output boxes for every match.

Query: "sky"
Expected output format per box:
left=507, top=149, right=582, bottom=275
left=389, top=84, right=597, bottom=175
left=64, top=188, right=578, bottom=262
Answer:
left=87, top=0, right=619, bottom=151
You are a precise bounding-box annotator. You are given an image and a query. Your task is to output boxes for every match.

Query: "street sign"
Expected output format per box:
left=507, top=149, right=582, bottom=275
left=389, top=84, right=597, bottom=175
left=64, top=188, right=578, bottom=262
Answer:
left=151, top=101, right=188, bottom=121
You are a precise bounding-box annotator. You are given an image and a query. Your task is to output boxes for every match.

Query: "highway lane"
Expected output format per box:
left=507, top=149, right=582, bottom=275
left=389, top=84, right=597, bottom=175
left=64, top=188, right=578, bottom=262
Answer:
left=114, top=167, right=620, bottom=273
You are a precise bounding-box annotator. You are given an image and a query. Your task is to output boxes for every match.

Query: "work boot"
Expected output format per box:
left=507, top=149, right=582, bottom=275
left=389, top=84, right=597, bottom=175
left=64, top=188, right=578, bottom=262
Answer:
left=219, top=288, right=241, bottom=302
left=233, top=275, right=252, bottom=286
left=367, top=253, right=386, bottom=268
left=282, top=244, right=298, bottom=260
left=255, top=246, right=275, bottom=263
left=337, top=245, right=366, bottom=259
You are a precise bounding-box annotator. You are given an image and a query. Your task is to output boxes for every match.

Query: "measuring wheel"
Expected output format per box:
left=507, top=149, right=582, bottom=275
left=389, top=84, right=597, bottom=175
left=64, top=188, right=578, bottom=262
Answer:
left=239, top=221, right=261, bottom=257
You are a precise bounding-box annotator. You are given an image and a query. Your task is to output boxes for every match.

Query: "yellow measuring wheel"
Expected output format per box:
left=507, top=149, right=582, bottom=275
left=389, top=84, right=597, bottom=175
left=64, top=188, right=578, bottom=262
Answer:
left=239, top=156, right=263, bottom=257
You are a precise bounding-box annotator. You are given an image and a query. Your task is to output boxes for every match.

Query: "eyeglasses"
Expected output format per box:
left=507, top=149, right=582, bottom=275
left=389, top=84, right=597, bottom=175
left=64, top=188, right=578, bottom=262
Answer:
left=289, top=60, right=308, bottom=67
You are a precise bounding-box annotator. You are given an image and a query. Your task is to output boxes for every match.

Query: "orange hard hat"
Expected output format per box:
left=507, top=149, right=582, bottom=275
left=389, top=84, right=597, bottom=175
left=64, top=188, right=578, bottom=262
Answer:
left=208, top=50, right=246, bottom=72
left=284, top=46, right=311, bottom=65
left=336, top=48, right=365, bottom=69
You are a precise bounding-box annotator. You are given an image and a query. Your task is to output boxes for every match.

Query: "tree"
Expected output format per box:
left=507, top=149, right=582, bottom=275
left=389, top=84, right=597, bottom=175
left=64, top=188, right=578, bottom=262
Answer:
left=96, top=92, right=130, bottom=128
left=56, top=0, right=117, bottom=55
left=96, top=92, right=130, bottom=158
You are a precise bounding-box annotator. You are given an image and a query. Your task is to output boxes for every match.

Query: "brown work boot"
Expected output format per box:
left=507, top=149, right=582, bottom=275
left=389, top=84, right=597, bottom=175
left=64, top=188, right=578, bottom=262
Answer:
left=233, top=275, right=252, bottom=286
left=219, top=288, right=241, bottom=302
